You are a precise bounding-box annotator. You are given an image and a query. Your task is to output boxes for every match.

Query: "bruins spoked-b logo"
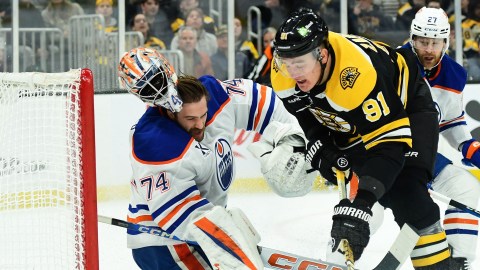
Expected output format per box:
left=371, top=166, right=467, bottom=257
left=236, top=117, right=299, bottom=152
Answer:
left=340, top=67, right=360, bottom=89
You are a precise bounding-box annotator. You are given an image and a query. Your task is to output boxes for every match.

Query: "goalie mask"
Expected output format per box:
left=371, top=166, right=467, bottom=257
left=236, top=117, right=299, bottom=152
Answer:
left=118, top=47, right=182, bottom=112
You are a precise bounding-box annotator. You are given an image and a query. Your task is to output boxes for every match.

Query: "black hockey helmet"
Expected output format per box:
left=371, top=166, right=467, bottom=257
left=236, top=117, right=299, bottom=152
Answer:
left=274, top=8, right=329, bottom=58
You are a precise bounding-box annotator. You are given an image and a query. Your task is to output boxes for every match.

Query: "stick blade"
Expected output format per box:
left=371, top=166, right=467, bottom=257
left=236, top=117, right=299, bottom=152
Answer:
left=373, top=223, right=419, bottom=270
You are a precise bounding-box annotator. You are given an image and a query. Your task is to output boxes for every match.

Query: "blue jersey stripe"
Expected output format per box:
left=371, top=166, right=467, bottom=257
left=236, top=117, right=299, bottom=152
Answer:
left=259, top=92, right=276, bottom=134
left=166, top=199, right=210, bottom=234
left=445, top=229, right=478, bottom=236
left=151, top=185, right=199, bottom=220
left=129, top=204, right=150, bottom=214
left=247, top=83, right=259, bottom=130
left=440, top=121, right=467, bottom=132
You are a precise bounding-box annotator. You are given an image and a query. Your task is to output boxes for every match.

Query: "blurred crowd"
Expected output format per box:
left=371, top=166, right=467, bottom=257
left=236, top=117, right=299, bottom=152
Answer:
left=1, top=0, right=480, bottom=82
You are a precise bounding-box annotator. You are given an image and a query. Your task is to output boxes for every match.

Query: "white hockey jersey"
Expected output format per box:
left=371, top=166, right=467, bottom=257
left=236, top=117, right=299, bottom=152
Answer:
left=402, top=43, right=472, bottom=175
left=126, top=75, right=299, bottom=249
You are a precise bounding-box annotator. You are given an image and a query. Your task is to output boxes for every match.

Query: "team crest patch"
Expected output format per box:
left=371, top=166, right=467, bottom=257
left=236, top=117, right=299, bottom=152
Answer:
left=215, top=138, right=234, bottom=191
left=340, top=67, right=360, bottom=89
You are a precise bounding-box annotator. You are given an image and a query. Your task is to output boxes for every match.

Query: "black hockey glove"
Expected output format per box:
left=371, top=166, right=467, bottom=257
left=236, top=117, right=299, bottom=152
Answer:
left=331, top=199, right=372, bottom=261
left=305, top=139, right=352, bottom=185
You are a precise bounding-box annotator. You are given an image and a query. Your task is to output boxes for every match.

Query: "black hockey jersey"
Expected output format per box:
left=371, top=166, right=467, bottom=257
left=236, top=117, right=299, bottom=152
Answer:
left=271, top=32, right=428, bottom=150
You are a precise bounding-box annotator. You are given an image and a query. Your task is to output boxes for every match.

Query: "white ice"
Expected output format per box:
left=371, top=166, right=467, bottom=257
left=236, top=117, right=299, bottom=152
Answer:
left=98, top=191, right=480, bottom=270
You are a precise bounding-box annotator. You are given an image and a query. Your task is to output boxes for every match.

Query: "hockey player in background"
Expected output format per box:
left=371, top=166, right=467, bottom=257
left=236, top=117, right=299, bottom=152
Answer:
left=401, top=7, right=480, bottom=269
left=117, top=47, right=314, bottom=269
left=269, top=8, right=457, bottom=269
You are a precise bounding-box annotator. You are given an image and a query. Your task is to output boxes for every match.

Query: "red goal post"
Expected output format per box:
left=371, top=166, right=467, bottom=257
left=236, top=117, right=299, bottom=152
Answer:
left=0, top=68, right=98, bottom=269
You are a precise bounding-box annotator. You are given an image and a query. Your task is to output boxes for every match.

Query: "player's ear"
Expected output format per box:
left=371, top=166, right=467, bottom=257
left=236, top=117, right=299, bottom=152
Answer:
left=320, top=48, right=328, bottom=64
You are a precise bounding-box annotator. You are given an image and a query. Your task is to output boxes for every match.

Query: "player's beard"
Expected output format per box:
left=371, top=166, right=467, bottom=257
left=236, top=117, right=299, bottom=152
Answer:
left=189, top=126, right=206, bottom=141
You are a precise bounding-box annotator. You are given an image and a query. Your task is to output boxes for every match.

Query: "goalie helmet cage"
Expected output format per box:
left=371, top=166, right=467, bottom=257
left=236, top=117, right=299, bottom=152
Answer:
left=0, top=69, right=99, bottom=269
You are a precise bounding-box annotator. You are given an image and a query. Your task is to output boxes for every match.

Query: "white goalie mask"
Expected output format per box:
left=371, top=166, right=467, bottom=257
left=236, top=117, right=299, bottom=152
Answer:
left=118, top=47, right=183, bottom=112
left=410, top=7, right=450, bottom=62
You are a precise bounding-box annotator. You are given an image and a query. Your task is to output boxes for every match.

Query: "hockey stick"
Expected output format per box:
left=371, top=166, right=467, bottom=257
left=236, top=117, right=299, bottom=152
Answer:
left=372, top=223, right=419, bottom=270
left=336, top=170, right=355, bottom=270
left=428, top=189, right=480, bottom=218
left=98, top=215, right=349, bottom=270
left=335, top=171, right=420, bottom=270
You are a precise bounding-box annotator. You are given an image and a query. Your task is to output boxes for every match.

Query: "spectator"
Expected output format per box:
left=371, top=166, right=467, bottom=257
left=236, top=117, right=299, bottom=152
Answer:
left=426, top=0, right=442, bottom=8
left=130, top=13, right=166, bottom=50
left=171, top=7, right=217, bottom=56
left=170, top=0, right=216, bottom=34
left=139, top=0, right=175, bottom=47
left=246, top=27, right=277, bottom=87
left=41, top=0, right=84, bottom=39
left=263, top=0, right=317, bottom=29
left=263, top=0, right=288, bottom=29
left=449, top=0, right=480, bottom=81
left=396, top=0, right=426, bottom=30
left=262, top=27, right=276, bottom=51
left=234, top=17, right=259, bottom=73
left=0, top=2, right=11, bottom=27
left=126, top=0, right=141, bottom=27
left=350, top=0, right=394, bottom=37
left=176, top=26, right=213, bottom=77
left=96, top=0, right=117, bottom=33
left=211, top=25, right=250, bottom=80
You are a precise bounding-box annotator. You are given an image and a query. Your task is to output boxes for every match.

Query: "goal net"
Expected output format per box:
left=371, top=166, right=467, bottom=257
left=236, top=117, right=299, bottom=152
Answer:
left=0, top=69, right=98, bottom=269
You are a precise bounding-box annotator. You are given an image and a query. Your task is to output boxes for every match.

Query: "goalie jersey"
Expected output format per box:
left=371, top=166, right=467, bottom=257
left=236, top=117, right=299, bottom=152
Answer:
left=127, top=75, right=298, bottom=249
left=402, top=42, right=472, bottom=176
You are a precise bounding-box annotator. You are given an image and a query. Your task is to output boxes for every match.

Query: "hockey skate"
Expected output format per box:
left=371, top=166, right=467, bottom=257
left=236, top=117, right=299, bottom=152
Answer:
left=451, top=257, right=470, bottom=270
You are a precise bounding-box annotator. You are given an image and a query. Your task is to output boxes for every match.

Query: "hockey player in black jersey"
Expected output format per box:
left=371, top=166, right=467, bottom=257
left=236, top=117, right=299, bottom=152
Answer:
left=270, top=8, right=455, bottom=269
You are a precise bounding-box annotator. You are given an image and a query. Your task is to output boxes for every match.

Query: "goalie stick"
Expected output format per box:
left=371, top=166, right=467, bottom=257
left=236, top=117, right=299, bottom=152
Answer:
left=428, top=189, right=480, bottom=218
left=98, top=215, right=348, bottom=270
left=99, top=211, right=419, bottom=270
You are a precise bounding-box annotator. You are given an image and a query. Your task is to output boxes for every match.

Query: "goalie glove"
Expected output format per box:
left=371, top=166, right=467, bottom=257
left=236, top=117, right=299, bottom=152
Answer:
left=248, top=121, right=315, bottom=197
left=305, top=139, right=353, bottom=185
left=461, top=139, right=480, bottom=168
left=331, top=199, right=372, bottom=261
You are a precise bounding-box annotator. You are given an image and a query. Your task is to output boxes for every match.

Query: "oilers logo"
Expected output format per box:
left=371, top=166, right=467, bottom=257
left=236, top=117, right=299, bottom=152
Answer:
left=215, top=138, right=234, bottom=191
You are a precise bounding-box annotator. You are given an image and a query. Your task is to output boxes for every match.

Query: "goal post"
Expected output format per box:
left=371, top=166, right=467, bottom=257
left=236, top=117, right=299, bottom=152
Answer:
left=0, top=68, right=99, bottom=269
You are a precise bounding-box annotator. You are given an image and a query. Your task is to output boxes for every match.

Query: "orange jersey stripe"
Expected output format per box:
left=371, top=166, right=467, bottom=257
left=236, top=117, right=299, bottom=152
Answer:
left=439, top=115, right=465, bottom=128
left=127, top=214, right=153, bottom=223
left=432, top=84, right=462, bottom=94
left=253, top=85, right=267, bottom=130
left=194, top=217, right=256, bottom=269
left=173, top=244, right=207, bottom=270
left=158, top=194, right=203, bottom=228
left=444, top=218, right=479, bottom=225
left=206, top=97, right=231, bottom=127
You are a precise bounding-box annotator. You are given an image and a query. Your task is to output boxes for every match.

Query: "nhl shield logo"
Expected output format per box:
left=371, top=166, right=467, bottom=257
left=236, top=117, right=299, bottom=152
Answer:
left=340, top=67, right=360, bottom=89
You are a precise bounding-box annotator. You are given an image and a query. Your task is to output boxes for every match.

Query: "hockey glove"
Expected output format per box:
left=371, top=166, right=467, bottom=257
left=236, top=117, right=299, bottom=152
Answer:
left=305, top=139, right=352, bottom=185
left=331, top=199, right=372, bottom=261
left=461, top=139, right=480, bottom=168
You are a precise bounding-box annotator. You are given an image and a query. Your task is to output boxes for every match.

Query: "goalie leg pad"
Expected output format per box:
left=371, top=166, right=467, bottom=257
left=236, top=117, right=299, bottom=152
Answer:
left=188, top=206, right=263, bottom=270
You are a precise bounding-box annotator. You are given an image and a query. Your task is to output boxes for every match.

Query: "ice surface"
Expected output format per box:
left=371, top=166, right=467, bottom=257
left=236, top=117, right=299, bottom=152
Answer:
left=98, top=192, right=480, bottom=269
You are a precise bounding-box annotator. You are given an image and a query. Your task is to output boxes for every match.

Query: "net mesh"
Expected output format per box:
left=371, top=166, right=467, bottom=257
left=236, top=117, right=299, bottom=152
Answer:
left=0, top=69, right=86, bottom=269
